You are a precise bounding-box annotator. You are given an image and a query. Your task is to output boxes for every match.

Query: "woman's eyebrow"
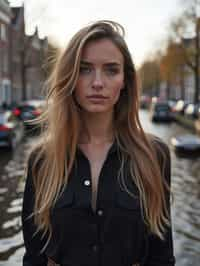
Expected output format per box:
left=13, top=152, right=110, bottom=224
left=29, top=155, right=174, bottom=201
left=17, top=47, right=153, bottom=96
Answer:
left=80, top=60, right=92, bottom=66
left=104, top=62, right=122, bottom=67
left=80, top=60, right=122, bottom=67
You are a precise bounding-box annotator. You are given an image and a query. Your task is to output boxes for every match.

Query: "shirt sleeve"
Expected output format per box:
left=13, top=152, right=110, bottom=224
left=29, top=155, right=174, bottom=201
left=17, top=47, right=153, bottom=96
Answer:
left=22, top=153, right=48, bottom=266
left=144, top=139, right=176, bottom=266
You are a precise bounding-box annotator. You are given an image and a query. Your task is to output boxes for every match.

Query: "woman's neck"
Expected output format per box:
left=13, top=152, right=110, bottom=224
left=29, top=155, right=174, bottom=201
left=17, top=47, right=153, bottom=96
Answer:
left=79, top=111, right=114, bottom=145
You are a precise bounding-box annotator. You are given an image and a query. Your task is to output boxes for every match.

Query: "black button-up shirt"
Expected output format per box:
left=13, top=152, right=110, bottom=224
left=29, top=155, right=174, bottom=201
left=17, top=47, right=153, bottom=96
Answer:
left=22, top=138, right=175, bottom=266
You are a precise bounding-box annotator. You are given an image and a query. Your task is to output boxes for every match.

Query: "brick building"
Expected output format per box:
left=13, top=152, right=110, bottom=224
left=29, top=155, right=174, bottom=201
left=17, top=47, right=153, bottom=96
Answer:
left=11, top=5, right=25, bottom=103
left=0, top=0, right=12, bottom=105
left=0, top=2, right=48, bottom=106
left=11, top=5, right=48, bottom=103
left=25, top=27, right=48, bottom=99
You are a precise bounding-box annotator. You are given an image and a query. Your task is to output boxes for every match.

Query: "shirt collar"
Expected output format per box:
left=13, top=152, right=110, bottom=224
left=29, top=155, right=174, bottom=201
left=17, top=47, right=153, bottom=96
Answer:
left=76, top=137, right=118, bottom=158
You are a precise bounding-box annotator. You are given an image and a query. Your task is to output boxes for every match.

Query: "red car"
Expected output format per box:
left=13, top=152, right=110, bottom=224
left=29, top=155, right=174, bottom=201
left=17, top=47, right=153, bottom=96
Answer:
left=0, top=109, right=24, bottom=149
left=13, top=100, right=45, bottom=127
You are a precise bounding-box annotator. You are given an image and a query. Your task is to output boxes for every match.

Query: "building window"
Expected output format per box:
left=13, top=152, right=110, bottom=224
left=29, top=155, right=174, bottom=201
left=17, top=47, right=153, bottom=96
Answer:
left=3, top=52, right=8, bottom=72
left=0, top=24, right=7, bottom=41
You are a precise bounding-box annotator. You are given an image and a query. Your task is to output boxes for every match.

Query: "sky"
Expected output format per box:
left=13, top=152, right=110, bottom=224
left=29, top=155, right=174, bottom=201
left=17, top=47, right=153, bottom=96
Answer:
left=9, top=0, right=183, bottom=67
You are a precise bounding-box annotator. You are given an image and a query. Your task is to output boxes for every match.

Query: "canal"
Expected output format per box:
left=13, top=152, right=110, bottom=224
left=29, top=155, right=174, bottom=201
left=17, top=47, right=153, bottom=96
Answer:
left=0, top=110, right=199, bottom=265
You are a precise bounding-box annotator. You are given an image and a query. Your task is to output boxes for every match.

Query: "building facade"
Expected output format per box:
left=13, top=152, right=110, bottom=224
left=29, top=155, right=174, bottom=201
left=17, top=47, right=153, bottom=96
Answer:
left=25, top=27, right=48, bottom=99
left=11, top=6, right=48, bottom=103
left=0, top=2, right=48, bottom=106
left=0, top=0, right=12, bottom=105
left=11, top=6, right=25, bottom=103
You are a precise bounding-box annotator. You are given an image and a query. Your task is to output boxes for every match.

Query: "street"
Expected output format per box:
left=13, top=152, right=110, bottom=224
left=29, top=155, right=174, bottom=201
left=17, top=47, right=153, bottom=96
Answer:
left=0, top=110, right=200, bottom=266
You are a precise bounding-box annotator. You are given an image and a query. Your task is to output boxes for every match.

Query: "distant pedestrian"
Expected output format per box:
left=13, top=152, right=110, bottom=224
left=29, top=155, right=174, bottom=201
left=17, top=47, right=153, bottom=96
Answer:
left=22, top=20, right=175, bottom=266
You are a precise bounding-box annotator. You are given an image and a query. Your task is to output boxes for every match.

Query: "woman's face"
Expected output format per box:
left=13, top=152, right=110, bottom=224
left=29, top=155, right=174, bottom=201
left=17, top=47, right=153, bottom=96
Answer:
left=74, top=38, right=125, bottom=114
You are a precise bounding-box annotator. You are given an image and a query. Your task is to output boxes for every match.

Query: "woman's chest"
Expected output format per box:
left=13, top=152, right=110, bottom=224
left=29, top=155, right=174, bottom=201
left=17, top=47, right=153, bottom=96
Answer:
left=50, top=153, right=144, bottom=234
left=48, top=166, right=147, bottom=265
left=47, top=154, right=147, bottom=265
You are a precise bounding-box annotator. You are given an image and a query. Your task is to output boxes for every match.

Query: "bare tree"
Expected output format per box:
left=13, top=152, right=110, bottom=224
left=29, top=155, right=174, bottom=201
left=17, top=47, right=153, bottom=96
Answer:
left=169, top=0, right=200, bottom=103
left=138, top=59, right=161, bottom=97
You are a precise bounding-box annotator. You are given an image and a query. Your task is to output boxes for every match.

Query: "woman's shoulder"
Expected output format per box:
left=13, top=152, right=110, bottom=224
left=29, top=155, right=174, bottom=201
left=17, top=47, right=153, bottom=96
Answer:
left=147, top=133, right=171, bottom=172
left=148, top=134, right=171, bottom=185
left=26, top=144, right=45, bottom=175
left=148, top=133, right=170, bottom=158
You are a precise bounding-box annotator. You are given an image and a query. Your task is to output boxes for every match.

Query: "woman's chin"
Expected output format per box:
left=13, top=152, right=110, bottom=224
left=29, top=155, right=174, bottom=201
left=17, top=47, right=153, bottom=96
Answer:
left=83, top=106, right=112, bottom=114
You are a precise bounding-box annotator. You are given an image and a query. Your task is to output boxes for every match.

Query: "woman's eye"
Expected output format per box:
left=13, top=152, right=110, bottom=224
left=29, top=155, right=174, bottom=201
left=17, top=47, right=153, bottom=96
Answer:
left=79, top=66, right=91, bottom=74
left=106, top=68, right=119, bottom=75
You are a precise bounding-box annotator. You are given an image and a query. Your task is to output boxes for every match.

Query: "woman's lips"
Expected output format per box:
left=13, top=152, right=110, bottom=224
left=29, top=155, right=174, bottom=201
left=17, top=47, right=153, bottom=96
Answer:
left=87, top=95, right=108, bottom=99
left=87, top=95, right=108, bottom=102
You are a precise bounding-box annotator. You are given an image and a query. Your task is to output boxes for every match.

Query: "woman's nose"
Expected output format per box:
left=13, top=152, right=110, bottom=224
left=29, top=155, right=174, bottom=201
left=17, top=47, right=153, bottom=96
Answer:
left=92, top=71, right=104, bottom=90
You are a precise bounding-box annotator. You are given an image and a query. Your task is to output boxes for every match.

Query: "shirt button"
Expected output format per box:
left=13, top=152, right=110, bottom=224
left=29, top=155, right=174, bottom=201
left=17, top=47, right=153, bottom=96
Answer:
left=92, top=244, right=98, bottom=252
left=84, top=180, right=90, bottom=186
left=97, top=209, right=103, bottom=216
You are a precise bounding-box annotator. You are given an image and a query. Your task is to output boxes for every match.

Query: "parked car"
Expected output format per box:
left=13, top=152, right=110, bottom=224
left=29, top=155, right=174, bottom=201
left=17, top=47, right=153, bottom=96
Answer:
left=14, top=100, right=45, bottom=127
left=149, top=102, right=173, bottom=122
left=172, top=100, right=191, bottom=115
left=0, top=109, right=24, bottom=149
left=168, top=100, right=177, bottom=111
left=171, top=134, right=200, bottom=157
left=184, top=103, right=200, bottom=119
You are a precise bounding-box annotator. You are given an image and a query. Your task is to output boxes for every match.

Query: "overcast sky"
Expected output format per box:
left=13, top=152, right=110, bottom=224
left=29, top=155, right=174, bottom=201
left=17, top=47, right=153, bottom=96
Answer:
left=9, top=0, right=183, bottom=66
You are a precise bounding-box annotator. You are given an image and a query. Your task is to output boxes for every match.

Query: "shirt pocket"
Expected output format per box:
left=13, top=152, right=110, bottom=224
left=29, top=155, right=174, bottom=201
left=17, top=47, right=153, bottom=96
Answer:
left=50, top=189, right=75, bottom=247
left=53, top=189, right=74, bottom=209
left=115, top=189, right=140, bottom=211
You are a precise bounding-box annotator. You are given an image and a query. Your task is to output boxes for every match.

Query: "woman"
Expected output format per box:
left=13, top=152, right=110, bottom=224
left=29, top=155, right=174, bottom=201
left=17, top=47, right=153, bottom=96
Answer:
left=22, top=20, right=175, bottom=266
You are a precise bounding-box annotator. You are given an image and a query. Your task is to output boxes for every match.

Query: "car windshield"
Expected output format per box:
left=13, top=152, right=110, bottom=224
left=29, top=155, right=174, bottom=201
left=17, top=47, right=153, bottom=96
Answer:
left=20, top=105, right=35, bottom=111
left=155, top=105, right=169, bottom=111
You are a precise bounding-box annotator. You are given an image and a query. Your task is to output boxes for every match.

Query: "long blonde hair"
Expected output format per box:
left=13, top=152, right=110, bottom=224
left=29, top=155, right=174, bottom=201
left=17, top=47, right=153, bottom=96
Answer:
left=27, top=20, right=170, bottom=249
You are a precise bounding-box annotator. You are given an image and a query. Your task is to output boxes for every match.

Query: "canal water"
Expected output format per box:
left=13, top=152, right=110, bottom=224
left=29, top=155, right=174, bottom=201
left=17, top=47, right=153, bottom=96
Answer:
left=0, top=110, right=200, bottom=265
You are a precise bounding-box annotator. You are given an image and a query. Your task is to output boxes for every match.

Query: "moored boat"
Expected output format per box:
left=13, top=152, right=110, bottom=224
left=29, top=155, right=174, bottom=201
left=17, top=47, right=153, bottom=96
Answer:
left=171, top=134, right=200, bottom=157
